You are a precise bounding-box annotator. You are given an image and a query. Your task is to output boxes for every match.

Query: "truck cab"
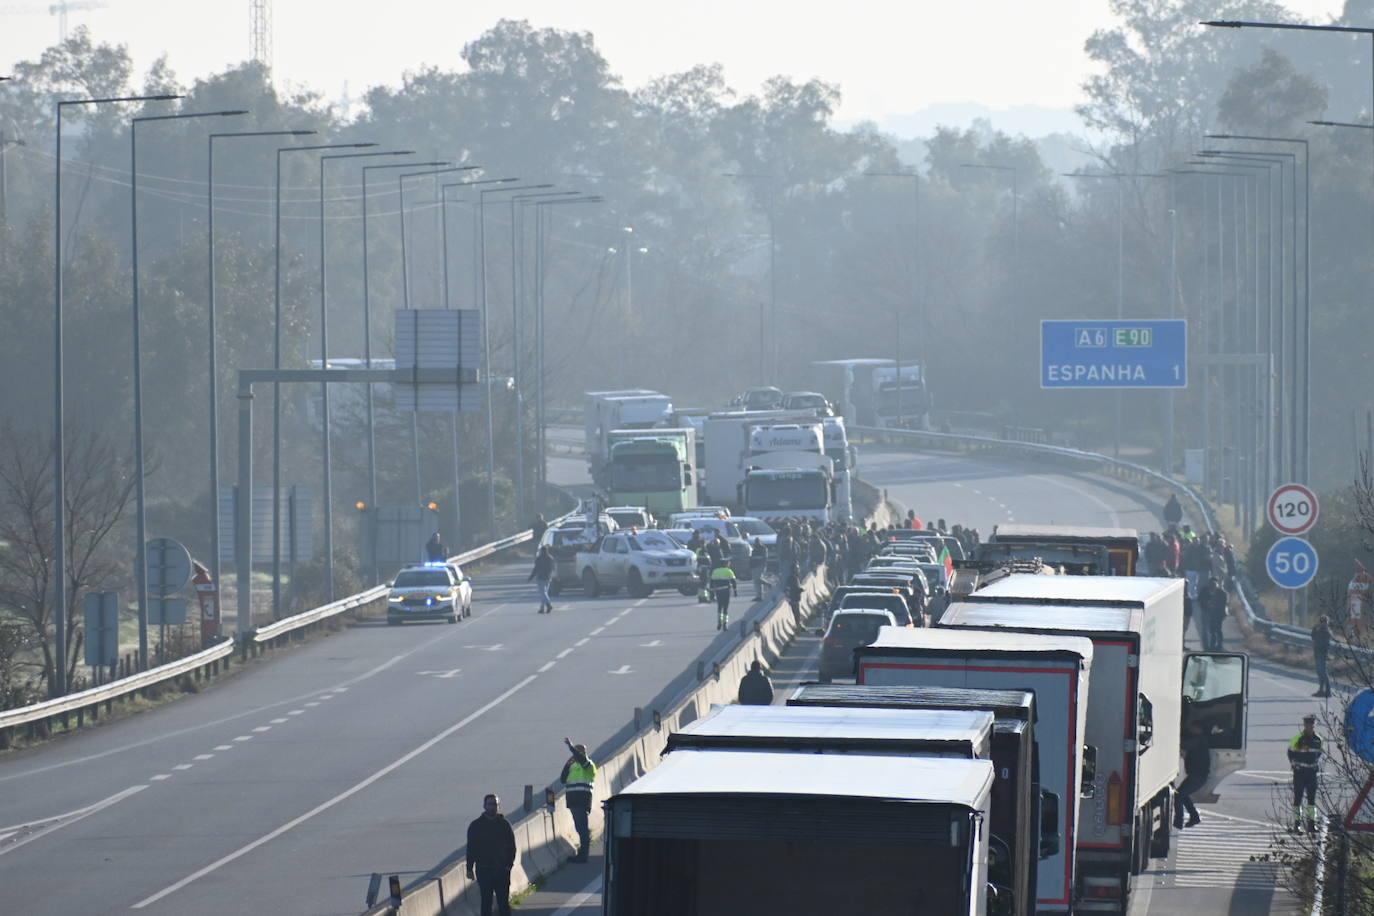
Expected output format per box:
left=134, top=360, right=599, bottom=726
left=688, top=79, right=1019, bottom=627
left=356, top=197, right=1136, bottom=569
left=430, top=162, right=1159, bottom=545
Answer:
left=872, top=363, right=931, bottom=430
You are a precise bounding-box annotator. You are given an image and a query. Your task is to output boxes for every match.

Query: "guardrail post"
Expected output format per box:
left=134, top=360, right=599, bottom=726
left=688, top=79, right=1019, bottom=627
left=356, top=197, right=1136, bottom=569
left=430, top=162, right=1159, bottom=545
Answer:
left=633, top=707, right=642, bottom=729
left=695, top=661, right=705, bottom=682
left=524, top=784, right=534, bottom=813
left=76, top=706, right=83, bottom=728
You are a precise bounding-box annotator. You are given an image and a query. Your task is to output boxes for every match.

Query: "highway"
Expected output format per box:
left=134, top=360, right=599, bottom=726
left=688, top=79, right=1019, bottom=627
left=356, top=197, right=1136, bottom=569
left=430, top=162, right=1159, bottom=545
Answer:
left=527, top=446, right=1313, bottom=915
left=0, top=451, right=779, bottom=915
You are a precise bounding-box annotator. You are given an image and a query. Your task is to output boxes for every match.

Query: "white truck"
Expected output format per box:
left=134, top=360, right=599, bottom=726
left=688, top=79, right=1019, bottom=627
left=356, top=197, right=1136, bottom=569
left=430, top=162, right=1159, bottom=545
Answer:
left=602, top=749, right=994, bottom=916
left=872, top=362, right=931, bottom=429
left=944, top=574, right=1247, bottom=913
left=741, top=423, right=836, bottom=524
left=700, top=409, right=794, bottom=507
left=573, top=529, right=699, bottom=598
left=583, top=390, right=673, bottom=485
left=821, top=416, right=855, bottom=522
left=856, top=627, right=1093, bottom=916
left=810, top=358, right=892, bottom=427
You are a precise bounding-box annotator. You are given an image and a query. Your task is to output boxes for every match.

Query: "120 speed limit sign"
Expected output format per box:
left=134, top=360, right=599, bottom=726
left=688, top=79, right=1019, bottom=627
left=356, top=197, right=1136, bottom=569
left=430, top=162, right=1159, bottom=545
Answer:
left=1268, top=483, right=1319, bottom=536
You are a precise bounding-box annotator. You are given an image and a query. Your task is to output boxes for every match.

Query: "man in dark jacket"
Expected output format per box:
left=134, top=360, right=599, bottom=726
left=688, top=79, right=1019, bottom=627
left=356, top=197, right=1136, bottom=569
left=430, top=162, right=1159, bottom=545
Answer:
left=749, top=538, right=768, bottom=600
left=528, top=546, right=556, bottom=614
left=1174, top=723, right=1210, bottom=828
left=738, top=660, right=774, bottom=705
left=1144, top=534, right=1166, bottom=577
left=1198, top=575, right=1228, bottom=651
left=425, top=531, right=446, bottom=563
left=784, top=563, right=804, bottom=623
left=531, top=514, right=548, bottom=548
left=1312, top=615, right=1332, bottom=698
left=1163, top=493, right=1183, bottom=528
left=560, top=738, right=597, bottom=861
left=466, top=793, right=517, bottom=916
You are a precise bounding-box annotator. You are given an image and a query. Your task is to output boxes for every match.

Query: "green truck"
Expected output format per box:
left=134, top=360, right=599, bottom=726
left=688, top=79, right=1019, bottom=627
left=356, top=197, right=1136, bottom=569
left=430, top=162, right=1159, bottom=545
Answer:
left=606, top=428, right=697, bottom=521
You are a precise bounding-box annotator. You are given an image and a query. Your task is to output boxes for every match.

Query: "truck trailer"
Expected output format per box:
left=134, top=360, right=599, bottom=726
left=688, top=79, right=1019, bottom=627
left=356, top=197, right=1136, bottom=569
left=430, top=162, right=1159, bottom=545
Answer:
left=583, top=390, right=673, bottom=484
left=603, top=749, right=994, bottom=916
left=856, top=628, right=1093, bottom=915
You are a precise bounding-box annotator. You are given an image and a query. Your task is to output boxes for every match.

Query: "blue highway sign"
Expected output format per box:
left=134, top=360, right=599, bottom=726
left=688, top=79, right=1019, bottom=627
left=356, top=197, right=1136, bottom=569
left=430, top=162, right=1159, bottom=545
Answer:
left=1041, top=319, right=1187, bottom=389
left=1346, top=689, right=1374, bottom=765
left=1266, top=536, right=1319, bottom=590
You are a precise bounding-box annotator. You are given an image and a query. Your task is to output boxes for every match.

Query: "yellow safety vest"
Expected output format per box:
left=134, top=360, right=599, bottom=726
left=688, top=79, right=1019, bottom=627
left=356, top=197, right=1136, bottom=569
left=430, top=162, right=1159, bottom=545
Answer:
left=566, top=759, right=596, bottom=795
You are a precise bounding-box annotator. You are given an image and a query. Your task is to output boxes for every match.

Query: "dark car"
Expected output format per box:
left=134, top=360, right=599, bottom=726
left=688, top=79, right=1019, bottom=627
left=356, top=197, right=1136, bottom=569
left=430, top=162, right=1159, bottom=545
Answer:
left=818, top=609, right=896, bottom=682
left=843, top=576, right=924, bottom=618
left=836, top=591, right=915, bottom=627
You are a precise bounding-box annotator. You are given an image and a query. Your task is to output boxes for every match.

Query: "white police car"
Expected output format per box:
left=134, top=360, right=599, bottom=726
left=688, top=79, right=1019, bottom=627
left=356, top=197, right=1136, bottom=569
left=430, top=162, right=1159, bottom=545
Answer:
left=386, top=562, right=473, bottom=625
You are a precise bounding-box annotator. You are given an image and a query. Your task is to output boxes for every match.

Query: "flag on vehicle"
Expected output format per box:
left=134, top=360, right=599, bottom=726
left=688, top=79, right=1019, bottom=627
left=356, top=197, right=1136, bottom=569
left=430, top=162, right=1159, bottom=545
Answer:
left=939, top=546, right=954, bottom=576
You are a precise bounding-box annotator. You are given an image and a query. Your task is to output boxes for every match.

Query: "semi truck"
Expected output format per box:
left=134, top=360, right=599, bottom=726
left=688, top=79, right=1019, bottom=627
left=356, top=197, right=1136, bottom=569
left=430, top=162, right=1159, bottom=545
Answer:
left=583, top=390, right=673, bottom=485
left=604, top=428, right=697, bottom=520
left=857, top=628, right=1094, bottom=915
left=810, top=358, right=891, bottom=427
left=944, top=574, right=1247, bottom=913
left=602, top=749, right=994, bottom=916
left=700, top=410, right=795, bottom=507
left=788, top=684, right=1043, bottom=916
left=741, top=422, right=836, bottom=523
left=821, top=416, right=855, bottom=522
left=989, top=525, right=1141, bottom=577
left=872, top=362, right=931, bottom=429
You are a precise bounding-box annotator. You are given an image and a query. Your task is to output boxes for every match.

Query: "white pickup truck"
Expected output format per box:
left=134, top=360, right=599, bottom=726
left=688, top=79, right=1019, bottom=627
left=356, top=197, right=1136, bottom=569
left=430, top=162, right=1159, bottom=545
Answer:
left=575, top=529, right=699, bottom=598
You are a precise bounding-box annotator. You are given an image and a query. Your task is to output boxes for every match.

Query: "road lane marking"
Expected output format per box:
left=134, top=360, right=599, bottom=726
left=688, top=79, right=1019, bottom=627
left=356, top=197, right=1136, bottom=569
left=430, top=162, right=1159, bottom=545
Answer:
left=173, top=764, right=192, bottom=771
left=269, top=718, right=288, bottom=724
left=603, top=618, right=619, bottom=626
left=193, top=755, right=214, bottom=761
left=589, top=627, right=605, bottom=636
left=251, top=726, right=271, bottom=733
left=608, top=665, right=632, bottom=675
left=286, top=710, right=303, bottom=716
left=233, top=736, right=253, bottom=742
left=538, top=662, right=556, bottom=673
left=131, top=674, right=540, bottom=909
left=556, top=649, right=574, bottom=659
left=640, top=640, right=663, bottom=648
left=0, top=785, right=147, bottom=859
left=574, top=638, right=590, bottom=647
left=213, top=745, right=232, bottom=751
left=417, top=669, right=462, bottom=679
left=550, top=874, right=603, bottom=915
left=149, top=775, right=169, bottom=782
left=304, top=701, right=319, bottom=707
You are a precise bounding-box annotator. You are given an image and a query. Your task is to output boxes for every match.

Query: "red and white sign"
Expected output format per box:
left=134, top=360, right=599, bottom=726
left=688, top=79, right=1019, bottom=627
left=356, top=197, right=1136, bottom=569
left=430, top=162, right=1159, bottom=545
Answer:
left=1268, top=483, right=1319, bottom=536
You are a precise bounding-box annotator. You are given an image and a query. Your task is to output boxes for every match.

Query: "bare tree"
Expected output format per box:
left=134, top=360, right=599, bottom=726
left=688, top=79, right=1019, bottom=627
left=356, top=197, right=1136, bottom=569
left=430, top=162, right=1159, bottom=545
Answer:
left=0, top=423, right=135, bottom=696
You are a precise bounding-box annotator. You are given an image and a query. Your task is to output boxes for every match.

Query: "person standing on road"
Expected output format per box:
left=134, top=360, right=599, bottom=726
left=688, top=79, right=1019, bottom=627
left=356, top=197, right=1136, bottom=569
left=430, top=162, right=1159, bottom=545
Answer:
left=710, top=561, right=738, bottom=630
left=1164, top=493, right=1183, bottom=528
left=528, top=545, right=555, bottom=614
left=784, top=563, right=804, bottom=624
left=1288, top=714, right=1324, bottom=834
left=1174, top=723, right=1209, bottom=829
left=560, top=738, right=597, bottom=861
left=426, top=531, right=447, bottom=563
left=750, top=538, right=767, bottom=600
left=1312, top=615, right=1332, bottom=698
left=531, top=514, right=548, bottom=548
left=738, top=660, right=775, bottom=705
left=1198, top=575, right=1228, bottom=651
left=466, top=793, right=517, bottom=916
left=1144, top=533, right=1165, bottom=577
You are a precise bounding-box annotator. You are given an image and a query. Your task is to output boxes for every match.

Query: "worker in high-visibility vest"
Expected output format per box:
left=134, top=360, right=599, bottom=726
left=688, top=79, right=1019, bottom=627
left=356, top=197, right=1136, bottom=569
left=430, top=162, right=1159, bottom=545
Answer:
left=560, top=737, right=597, bottom=861
left=1288, top=714, right=1324, bottom=834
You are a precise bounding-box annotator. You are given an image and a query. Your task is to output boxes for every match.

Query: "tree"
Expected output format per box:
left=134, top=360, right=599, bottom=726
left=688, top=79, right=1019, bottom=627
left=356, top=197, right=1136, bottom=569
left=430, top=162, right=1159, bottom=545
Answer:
left=1218, top=48, right=1328, bottom=133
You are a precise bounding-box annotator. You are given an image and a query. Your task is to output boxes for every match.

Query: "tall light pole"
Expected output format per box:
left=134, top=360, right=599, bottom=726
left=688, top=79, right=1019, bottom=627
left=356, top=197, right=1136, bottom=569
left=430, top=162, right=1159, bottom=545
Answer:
left=52, top=91, right=179, bottom=695
left=208, top=128, right=314, bottom=620
left=865, top=170, right=921, bottom=427
left=317, top=149, right=409, bottom=601
left=478, top=182, right=551, bottom=532
left=271, top=141, right=374, bottom=620
left=131, top=108, right=248, bottom=668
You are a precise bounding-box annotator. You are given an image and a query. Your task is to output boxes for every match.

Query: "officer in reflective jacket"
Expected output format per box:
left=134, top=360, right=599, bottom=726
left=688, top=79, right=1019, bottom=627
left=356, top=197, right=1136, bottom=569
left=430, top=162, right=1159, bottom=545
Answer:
left=1288, top=713, right=1323, bottom=833
left=560, top=737, right=597, bottom=861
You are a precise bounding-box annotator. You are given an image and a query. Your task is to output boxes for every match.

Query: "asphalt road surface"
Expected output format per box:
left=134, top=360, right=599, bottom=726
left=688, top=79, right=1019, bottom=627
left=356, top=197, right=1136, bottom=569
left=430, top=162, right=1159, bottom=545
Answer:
left=530, top=447, right=1313, bottom=915
left=0, top=448, right=783, bottom=915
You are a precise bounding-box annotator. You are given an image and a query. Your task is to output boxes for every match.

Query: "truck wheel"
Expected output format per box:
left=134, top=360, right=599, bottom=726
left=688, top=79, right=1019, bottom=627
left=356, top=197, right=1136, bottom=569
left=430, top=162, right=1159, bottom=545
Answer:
left=582, top=569, right=601, bottom=598
left=627, top=570, right=651, bottom=599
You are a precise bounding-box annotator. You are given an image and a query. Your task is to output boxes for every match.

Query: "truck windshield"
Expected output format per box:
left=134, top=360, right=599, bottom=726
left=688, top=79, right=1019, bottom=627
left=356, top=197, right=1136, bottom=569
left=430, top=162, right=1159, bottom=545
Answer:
left=611, top=454, right=681, bottom=492
left=876, top=384, right=927, bottom=415
left=747, top=475, right=829, bottom=510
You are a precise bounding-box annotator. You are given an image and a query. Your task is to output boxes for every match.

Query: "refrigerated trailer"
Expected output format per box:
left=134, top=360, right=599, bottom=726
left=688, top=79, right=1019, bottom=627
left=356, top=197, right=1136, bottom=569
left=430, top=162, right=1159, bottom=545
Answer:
left=787, top=684, right=1042, bottom=916
left=603, top=749, right=993, bottom=916
left=856, top=628, right=1093, bottom=915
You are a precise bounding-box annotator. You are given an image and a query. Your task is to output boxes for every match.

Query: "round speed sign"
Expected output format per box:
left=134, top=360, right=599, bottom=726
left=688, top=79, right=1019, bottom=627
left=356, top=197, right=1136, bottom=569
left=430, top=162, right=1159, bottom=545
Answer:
left=1268, top=483, right=1319, bottom=536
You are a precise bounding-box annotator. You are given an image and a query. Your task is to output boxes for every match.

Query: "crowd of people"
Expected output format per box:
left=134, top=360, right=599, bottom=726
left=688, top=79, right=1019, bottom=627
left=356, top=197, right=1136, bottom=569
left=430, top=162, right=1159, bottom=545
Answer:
left=1142, top=494, right=1238, bottom=652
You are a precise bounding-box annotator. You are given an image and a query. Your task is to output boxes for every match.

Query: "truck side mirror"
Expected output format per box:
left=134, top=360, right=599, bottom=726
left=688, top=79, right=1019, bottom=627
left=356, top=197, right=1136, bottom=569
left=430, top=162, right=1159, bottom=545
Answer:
left=1137, top=693, right=1154, bottom=752
left=1081, top=745, right=1098, bottom=799
left=683, top=469, right=693, bottom=486
left=1038, top=790, right=1061, bottom=859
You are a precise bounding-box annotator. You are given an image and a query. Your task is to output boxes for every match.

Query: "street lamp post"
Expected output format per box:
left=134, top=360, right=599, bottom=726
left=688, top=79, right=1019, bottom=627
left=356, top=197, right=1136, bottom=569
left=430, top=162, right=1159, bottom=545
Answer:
left=865, top=171, right=922, bottom=428
left=271, top=141, right=375, bottom=620
left=52, top=91, right=179, bottom=694
left=317, top=150, right=409, bottom=602
left=208, top=128, right=314, bottom=622
left=132, top=108, right=248, bottom=667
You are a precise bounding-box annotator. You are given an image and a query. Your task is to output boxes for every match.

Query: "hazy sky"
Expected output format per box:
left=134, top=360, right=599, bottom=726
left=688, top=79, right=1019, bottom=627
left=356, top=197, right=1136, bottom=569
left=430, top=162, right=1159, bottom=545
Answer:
left=0, top=0, right=1349, bottom=131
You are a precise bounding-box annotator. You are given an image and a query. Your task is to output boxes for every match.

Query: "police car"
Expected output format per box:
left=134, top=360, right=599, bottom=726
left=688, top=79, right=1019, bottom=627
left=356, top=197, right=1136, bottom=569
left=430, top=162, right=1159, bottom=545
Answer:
left=386, top=562, right=473, bottom=625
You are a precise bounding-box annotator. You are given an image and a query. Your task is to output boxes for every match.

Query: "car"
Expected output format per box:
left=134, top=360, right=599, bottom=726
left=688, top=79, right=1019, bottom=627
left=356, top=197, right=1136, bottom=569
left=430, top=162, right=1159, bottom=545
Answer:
left=781, top=391, right=835, bottom=416
left=387, top=563, right=472, bottom=625
left=740, top=386, right=785, bottom=411
left=577, top=530, right=700, bottom=598
left=835, top=591, right=915, bottom=627
left=540, top=520, right=619, bottom=595
left=900, top=531, right=968, bottom=561
left=817, top=609, right=896, bottom=682
left=605, top=506, right=654, bottom=531
left=667, top=507, right=731, bottom=528
left=727, top=516, right=777, bottom=562
left=849, top=573, right=927, bottom=617
left=672, top=517, right=754, bottom=577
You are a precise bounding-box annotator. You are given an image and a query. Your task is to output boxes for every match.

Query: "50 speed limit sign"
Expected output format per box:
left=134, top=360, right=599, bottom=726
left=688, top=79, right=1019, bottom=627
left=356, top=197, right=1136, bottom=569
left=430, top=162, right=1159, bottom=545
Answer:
left=1268, top=482, right=1319, bottom=536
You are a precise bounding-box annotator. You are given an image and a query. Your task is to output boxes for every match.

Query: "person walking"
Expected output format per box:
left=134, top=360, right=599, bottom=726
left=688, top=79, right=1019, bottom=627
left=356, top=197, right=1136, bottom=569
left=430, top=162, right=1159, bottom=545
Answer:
left=1174, top=723, right=1209, bottom=829
left=425, top=531, right=447, bottom=563
left=809, top=530, right=828, bottom=576
left=559, top=738, right=597, bottom=861
left=710, top=561, right=738, bottom=630
left=1198, top=575, right=1228, bottom=651
left=738, top=660, right=775, bottom=705
left=749, top=538, right=767, bottom=600
left=466, top=793, right=517, bottom=916
left=1183, top=535, right=1213, bottom=602
left=531, top=514, right=548, bottom=548
left=1144, top=533, right=1165, bottom=577
left=1163, top=493, right=1183, bottom=528
left=1288, top=714, right=1324, bottom=833
left=1312, top=615, right=1332, bottom=698
left=528, top=545, right=555, bottom=614
left=784, top=563, right=804, bottom=624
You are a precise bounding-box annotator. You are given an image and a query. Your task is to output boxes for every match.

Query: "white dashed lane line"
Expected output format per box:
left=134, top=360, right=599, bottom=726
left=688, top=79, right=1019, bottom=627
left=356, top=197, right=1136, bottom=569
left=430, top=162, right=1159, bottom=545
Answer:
left=251, top=726, right=271, bottom=733
left=556, top=649, right=574, bottom=659
left=538, top=662, right=557, bottom=673
left=213, top=745, right=232, bottom=751
left=233, top=736, right=253, bottom=742
left=193, top=755, right=214, bottom=761
left=574, top=638, right=590, bottom=647
left=172, top=764, right=192, bottom=771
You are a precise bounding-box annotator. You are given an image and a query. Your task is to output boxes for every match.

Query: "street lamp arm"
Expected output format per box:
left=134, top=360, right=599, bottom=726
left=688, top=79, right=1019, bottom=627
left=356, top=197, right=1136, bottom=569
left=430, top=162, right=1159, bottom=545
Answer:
left=1203, top=19, right=1374, bottom=34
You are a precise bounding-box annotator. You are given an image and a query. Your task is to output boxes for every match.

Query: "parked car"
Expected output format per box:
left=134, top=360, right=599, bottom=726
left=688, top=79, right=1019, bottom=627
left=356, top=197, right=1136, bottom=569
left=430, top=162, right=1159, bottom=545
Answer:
left=836, top=591, right=915, bottom=627
left=605, top=506, right=654, bottom=531
left=576, top=530, right=699, bottom=598
left=818, top=609, right=896, bottom=682
left=387, top=563, right=472, bottom=625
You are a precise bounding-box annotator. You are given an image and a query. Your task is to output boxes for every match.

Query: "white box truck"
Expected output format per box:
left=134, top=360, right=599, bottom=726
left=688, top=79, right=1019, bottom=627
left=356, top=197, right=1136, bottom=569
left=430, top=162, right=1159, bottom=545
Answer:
left=583, top=390, right=672, bottom=484
left=700, top=410, right=793, bottom=507
left=603, top=749, right=994, bottom=916
left=946, top=574, right=1247, bottom=913
left=856, top=627, right=1093, bottom=915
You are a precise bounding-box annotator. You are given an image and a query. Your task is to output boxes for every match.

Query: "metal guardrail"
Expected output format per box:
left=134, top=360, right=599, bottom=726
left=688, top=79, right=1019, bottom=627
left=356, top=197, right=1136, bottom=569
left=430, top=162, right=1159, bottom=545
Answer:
left=0, top=637, right=235, bottom=740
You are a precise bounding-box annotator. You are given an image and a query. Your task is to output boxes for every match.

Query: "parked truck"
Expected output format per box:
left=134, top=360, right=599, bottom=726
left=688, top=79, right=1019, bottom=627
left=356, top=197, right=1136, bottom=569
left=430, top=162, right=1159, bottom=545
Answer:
left=700, top=410, right=794, bottom=507
left=584, top=390, right=673, bottom=485
left=856, top=627, right=1094, bottom=915
left=943, top=573, right=1247, bottom=913
left=988, top=525, right=1141, bottom=577
left=788, top=684, right=1044, bottom=916
left=741, top=422, right=836, bottom=524
left=821, top=416, right=855, bottom=522
left=604, top=428, right=697, bottom=520
left=872, top=362, right=931, bottom=430
left=602, top=749, right=994, bottom=916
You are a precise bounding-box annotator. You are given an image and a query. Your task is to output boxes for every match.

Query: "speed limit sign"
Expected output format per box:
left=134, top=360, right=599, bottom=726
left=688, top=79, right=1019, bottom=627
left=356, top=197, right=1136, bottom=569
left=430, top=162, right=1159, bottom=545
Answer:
left=1268, top=483, right=1319, bottom=536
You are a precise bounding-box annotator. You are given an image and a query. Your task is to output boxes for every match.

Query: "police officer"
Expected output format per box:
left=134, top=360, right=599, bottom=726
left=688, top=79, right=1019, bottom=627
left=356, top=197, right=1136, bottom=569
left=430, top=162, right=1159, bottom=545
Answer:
left=560, top=738, right=597, bottom=861
left=1288, top=713, right=1323, bottom=833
